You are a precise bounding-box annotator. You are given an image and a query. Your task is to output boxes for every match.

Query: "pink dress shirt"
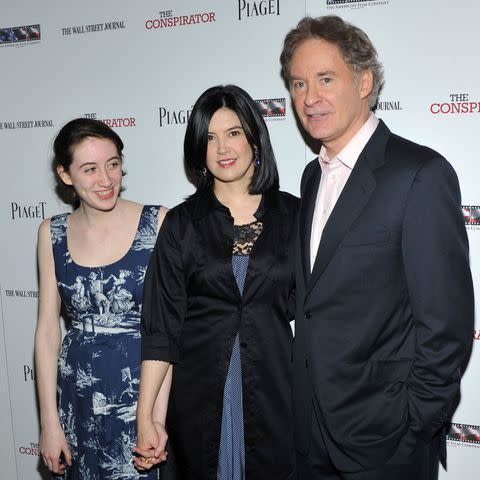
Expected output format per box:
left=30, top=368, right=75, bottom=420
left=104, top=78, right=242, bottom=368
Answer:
left=310, top=113, right=379, bottom=270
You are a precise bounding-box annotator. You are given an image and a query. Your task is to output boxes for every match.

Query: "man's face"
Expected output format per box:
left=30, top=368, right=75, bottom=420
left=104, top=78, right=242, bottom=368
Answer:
left=289, top=37, right=372, bottom=157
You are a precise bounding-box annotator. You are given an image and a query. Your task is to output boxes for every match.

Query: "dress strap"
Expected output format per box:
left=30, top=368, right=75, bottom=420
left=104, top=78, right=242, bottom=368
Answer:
left=50, top=213, right=70, bottom=282
left=131, top=205, right=160, bottom=251
left=50, top=213, right=68, bottom=256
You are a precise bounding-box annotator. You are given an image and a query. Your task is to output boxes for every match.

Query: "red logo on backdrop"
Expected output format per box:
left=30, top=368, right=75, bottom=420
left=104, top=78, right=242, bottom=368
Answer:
left=18, top=443, right=41, bottom=456
left=145, top=10, right=216, bottom=29
left=102, top=117, right=136, bottom=128
left=83, top=113, right=136, bottom=128
left=474, top=330, right=480, bottom=341
left=430, top=94, right=480, bottom=114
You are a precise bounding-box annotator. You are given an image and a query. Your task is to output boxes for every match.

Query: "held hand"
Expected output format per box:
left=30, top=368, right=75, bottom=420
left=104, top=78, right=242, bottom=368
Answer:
left=153, top=420, right=168, bottom=460
left=133, top=420, right=168, bottom=470
left=39, top=424, right=72, bottom=474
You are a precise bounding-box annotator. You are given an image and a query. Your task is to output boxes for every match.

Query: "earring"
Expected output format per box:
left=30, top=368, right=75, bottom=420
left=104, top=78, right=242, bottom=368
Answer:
left=253, top=145, right=261, bottom=167
left=202, top=167, right=207, bottom=177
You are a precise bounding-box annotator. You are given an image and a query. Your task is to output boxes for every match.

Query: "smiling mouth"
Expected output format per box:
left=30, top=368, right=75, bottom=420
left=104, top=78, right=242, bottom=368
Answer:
left=95, top=187, right=114, bottom=199
left=218, top=158, right=237, bottom=168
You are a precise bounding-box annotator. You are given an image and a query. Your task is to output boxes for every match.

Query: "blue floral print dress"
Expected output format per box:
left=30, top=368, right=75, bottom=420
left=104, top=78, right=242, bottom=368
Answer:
left=50, top=206, right=160, bottom=480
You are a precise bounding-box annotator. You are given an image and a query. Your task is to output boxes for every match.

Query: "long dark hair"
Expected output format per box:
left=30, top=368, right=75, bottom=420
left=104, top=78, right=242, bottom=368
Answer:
left=184, top=84, right=279, bottom=194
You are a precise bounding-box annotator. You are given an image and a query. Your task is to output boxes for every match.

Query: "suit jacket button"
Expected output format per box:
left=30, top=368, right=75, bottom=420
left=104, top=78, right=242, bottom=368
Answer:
left=305, top=312, right=312, bottom=319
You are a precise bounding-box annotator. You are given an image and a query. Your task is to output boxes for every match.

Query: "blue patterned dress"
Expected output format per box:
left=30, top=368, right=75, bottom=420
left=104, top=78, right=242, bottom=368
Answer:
left=50, top=206, right=160, bottom=480
left=217, top=220, right=263, bottom=480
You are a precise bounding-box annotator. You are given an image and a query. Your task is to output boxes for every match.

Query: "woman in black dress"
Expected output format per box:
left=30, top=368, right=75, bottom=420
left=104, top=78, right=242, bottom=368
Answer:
left=134, top=85, right=297, bottom=480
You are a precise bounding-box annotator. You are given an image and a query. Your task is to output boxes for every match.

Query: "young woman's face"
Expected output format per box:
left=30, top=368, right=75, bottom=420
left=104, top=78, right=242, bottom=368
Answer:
left=57, top=136, right=123, bottom=212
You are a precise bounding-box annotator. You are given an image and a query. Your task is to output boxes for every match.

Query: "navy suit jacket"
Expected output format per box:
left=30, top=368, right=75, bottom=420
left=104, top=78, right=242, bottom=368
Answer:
left=293, top=120, right=474, bottom=471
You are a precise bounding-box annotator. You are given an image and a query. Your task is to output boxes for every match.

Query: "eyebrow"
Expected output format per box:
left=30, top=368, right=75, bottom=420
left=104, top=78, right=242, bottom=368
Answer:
left=208, top=125, right=244, bottom=134
left=78, top=156, right=119, bottom=168
left=317, top=70, right=336, bottom=77
left=290, top=70, right=336, bottom=80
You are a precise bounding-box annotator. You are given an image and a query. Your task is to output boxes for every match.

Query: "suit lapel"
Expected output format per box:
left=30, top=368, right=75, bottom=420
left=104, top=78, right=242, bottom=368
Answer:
left=306, top=158, right=375, bottom=295
left=300, top=164, right=321, bottom=284
left=306, top=120, right=391, bottom=297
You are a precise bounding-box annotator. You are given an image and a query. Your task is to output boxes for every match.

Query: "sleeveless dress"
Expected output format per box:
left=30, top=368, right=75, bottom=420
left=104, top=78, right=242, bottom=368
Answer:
left=50, top=206, right=160, bottom=480
left=217, top=220, right=263, bottom=480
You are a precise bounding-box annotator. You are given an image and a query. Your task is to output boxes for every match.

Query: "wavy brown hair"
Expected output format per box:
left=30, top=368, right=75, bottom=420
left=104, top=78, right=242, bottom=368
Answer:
left=280, top=15, right=384, bottom=109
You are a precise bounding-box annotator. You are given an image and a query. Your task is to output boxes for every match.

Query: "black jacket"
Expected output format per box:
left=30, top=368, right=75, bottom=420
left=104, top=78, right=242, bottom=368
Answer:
left=142, top=186, right=298, bottom=479
left=294, top=120, right=474, bottom=471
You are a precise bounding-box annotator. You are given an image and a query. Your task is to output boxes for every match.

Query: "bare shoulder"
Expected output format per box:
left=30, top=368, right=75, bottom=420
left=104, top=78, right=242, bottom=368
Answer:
left=37, top=218, right=55, bottom=266
left=37, top=217, right=52, bottom=243
left=116, top=199, right=144, bottom=227
left=121, top=198, right=143, bottom=214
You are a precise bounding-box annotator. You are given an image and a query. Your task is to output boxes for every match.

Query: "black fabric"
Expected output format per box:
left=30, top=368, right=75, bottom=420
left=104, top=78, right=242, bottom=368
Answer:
left=141, top=186, right=298, bottom=480
left=293, top=120, right=474, bottom=474
left=297, top=404, right=441, bottom=480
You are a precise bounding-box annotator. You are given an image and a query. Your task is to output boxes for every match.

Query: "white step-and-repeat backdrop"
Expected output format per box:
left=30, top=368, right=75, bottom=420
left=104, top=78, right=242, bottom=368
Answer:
left=1, top=1, right=478, bottom=478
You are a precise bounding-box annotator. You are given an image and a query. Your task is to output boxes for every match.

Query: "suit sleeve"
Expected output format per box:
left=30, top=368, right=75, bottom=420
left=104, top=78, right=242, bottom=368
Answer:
left=141, top=210, right=187, bottom=363
left=402, top=155, right=474, bottom=442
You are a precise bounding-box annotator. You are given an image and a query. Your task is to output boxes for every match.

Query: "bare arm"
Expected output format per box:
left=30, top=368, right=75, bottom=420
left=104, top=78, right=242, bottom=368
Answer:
left=133, top=360, right=171, bottom=469
left=152, top=364, right=172, bottom=425
left=34, top=219, right=72, bottom=473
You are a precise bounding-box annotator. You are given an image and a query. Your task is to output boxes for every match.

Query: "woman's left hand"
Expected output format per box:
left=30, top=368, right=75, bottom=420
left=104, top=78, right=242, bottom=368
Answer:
left=133, top=421, right=168, bottom=470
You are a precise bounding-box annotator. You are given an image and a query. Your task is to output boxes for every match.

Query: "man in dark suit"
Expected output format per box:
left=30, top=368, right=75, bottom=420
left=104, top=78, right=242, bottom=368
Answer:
left=280, top=16, right=474, bottom=480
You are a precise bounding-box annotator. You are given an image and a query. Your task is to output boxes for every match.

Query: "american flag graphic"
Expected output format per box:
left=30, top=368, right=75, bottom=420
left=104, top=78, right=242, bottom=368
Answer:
left=255, top=98, right=286, bottom=118
left=0, top=24, right=40, bottom=44
left=447, top=423, right=480, bottom=444
left=462, top=206, right=480, bottom=225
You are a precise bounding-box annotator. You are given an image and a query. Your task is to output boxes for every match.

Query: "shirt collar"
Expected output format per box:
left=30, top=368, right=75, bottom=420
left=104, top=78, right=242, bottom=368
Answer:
left=319, top=113, right=379, bottom=171
left=192, top=185, right=271, bottom=220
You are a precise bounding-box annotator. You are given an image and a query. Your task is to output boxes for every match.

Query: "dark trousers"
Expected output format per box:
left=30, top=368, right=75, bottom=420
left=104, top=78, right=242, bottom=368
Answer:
left=297, top=408, right=441, bottom=480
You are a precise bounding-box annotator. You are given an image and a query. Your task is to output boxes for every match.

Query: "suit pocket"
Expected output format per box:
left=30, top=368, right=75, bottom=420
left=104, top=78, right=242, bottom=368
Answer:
left=371, top=359, right=411, bottom=402
left=342, top=228, right=390, bottom=247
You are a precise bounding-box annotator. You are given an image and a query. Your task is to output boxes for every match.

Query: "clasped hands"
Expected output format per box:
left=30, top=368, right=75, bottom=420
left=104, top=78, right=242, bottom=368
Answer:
left=133, top=420, right=168, bottom=470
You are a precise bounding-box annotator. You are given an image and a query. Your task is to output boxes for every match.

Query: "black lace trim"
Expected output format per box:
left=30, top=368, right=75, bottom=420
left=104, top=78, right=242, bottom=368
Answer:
left=233, top=220, right=263, bottom=255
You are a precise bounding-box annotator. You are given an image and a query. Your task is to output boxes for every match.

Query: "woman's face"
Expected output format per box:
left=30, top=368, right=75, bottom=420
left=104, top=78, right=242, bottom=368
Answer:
left=57, top=136, right=123, bottom=212
left=206, top=107, right=255, bottom=191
